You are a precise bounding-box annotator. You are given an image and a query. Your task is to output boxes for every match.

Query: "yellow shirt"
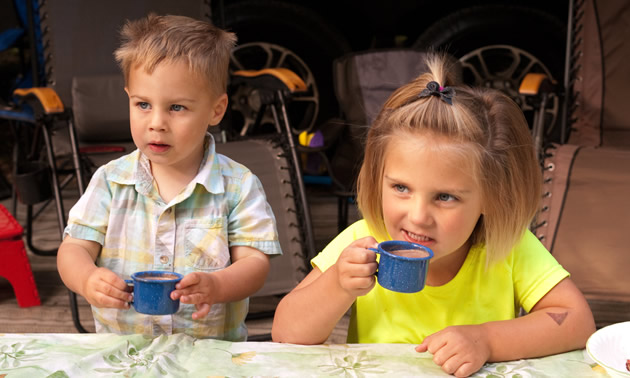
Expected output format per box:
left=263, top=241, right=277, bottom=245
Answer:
left=311, top=220, right=569, bottom=343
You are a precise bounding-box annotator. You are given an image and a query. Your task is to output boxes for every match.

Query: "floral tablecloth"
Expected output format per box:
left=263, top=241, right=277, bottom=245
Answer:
left=0, top=333, right=605, bottom=377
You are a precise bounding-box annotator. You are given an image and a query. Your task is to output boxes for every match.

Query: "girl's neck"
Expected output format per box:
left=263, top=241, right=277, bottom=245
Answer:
left=425, top=240, right=471, bottom=286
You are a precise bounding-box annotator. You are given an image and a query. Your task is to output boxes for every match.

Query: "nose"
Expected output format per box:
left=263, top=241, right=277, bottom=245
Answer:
left=149, top=110, right=168, bottom=132
left=408, top=197, right=433, bottom=227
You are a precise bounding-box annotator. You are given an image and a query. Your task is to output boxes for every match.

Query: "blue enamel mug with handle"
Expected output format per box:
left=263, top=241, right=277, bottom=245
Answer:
left=125, top=271, right=183, bottom=315
left=369, top=241, right=434, bottom=293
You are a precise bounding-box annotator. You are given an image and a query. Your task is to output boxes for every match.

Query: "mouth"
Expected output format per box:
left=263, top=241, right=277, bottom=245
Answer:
left=403, top=230, right=435, bottom=245
left=148, top=142, right=171, bottom=153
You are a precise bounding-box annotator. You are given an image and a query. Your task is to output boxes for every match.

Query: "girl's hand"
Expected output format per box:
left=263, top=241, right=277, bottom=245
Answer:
left=415, top=324, right=491, bottom=377
left=335, top=236, right=379, bottom=298
left=170, top=272, right=216, bottom=320
left=82, top=267, right=133, bottom=309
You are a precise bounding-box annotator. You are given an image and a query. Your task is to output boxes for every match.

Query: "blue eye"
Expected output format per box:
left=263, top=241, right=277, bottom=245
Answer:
left=171, top=104, right=185, bottom=111
left=393, top=184, right=408, bottom=193
left=438, top=193, right=456, bottom=202
left=138, top=102, right=150, bottom=110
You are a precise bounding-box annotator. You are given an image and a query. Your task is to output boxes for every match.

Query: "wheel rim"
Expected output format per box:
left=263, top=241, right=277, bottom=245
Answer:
left=229, top=42, right=319, bottom=136
left=459, top=45, right=559, bottom=139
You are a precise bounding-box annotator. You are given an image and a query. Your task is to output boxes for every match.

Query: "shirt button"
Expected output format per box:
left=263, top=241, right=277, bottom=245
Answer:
left=159, top=255, right=170, bottom=264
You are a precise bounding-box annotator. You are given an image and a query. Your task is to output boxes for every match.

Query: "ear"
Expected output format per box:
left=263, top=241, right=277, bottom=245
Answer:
left=124, top=86, right=130, bottom=97
left=208, top=93, right=228, bottom=126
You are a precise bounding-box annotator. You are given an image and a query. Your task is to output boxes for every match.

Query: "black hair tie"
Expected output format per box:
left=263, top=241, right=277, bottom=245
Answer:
left=418, top=81, right=455, bottom=105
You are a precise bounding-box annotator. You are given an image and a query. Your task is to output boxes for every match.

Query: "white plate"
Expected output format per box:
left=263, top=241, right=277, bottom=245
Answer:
left=586, top=321, right=630, bottom=377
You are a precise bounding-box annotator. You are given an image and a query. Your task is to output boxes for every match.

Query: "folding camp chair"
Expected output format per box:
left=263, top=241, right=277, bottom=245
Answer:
left=5, top=0, right=315, bottom=337
left=521, top=0, right=630, bottom=328
left=0, top=0, right=86, bottom=256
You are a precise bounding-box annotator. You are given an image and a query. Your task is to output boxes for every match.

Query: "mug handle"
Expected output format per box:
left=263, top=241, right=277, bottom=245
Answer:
left=124, top=279, right=134, bottom=305
left=368, top=248, right=380, bottom=276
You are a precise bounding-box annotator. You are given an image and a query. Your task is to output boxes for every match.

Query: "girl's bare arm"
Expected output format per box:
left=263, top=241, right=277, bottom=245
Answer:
left=272, top=236, right=379, bottom=344
left=272, top=265, right=356, bottom=344
left=482, top=277, right=595, bottom=361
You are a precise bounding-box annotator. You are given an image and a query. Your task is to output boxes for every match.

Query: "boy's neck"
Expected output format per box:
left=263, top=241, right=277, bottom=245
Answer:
left=150, top=158, right=202, bottom=204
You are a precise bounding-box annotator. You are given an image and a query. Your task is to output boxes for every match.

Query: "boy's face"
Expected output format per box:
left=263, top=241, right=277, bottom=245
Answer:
left=125, top=60, right=227, bottom=173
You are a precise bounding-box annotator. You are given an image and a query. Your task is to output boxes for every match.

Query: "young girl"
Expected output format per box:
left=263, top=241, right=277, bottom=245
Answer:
left=272, top=54, right=595, bottom=377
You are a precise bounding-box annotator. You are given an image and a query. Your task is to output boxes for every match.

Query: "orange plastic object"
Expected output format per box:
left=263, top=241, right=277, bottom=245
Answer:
left=0, top=205, right=41, bottom=307
left=519, top=73, right=550, bottom=95
left=13, top=87, right=65, bottom=114
left=232, top=68, right=307, bottom=92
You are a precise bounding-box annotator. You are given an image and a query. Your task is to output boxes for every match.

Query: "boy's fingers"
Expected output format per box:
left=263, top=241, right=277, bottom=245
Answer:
left=93, top=292, right=131, bottom=309
left=170, top=286, right=195, bottom=300
left=97, top=279, right=133, bottom=302
left=179, top=292, right=208, bottom=304
left=98, top=269, right=129, bottom=291
left=176, top=272, right=202, bottom=290
left=192, top=303, right=211, bottom=320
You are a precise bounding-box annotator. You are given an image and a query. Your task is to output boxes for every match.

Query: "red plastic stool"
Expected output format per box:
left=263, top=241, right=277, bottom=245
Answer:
left=0, top=204, right=41, bottom=307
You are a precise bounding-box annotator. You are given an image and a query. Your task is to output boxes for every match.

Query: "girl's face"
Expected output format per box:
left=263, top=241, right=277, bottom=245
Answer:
left=381, top=132, right=483, bottom=282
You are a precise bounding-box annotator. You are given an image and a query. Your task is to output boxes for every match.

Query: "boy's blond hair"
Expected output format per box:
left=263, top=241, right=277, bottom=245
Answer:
left=114, top=13, right=236, bottom=97
left=357, top=53, right=542, bottom=265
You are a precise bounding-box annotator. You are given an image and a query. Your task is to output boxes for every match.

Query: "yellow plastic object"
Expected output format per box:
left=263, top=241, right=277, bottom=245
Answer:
left=519, top=73, right=550, bottom=95
left=13, top=87, right=65, bottom=114
left=298, top=130, right=316, bottom=147
left=232, top=68, right=307, bottom=92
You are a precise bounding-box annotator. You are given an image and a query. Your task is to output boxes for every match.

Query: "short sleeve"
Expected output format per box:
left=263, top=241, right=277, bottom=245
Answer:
left=513, top=230, right=570, bottom=312
left=63, top=165, right=112, bottom=245
left=311, top=220, right=372, bottom=272
left=227, top=171, right=282, bottom=256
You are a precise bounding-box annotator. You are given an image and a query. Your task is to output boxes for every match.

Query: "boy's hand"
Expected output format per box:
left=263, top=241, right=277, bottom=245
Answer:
left=415, top=324, right=491, bottom=377
left=170, top=272, right=216, bottom=320
left=335, top=236, right=379, bottom=298
left=82, top=267, right=133, bottom=309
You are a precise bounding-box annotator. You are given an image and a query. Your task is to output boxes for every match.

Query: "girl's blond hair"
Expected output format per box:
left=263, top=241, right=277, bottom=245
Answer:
left=357, top=53, right=541, bottom=265
left=114, top=14, right=236, bottom=97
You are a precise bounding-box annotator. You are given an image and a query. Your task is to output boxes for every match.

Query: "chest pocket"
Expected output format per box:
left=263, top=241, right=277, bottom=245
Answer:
left=183, top=218, right=229, bottom=270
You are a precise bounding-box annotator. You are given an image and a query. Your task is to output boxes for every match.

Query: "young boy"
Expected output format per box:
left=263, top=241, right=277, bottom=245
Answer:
left=57, top=14, right=281, bottom=341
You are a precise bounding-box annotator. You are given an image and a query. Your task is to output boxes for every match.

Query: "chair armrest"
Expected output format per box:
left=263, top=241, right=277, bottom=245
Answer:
left=13, top=87, right=65, bottom=115
left=232, top=68, right=307, bottom=93
left=519, top=73, right=556, bottom=95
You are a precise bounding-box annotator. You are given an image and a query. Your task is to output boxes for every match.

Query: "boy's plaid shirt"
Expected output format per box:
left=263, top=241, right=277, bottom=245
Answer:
left=64, top=135, right=281, bottom=340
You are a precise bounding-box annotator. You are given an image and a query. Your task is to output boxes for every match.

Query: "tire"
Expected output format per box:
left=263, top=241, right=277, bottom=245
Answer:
left=413, top=5, right=566, bottom=77
left=221, top=0, right=351, bottom=134
left=413, top=4, right=566, bottom=142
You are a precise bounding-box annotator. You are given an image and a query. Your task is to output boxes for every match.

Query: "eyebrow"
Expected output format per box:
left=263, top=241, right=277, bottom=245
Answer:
left=128, top=94, right=197, bottom=103
left=383, top=174, right=473, bottom=195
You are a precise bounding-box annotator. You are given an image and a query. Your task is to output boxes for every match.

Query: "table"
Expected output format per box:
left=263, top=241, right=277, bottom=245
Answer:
left=0, top=333, right=603, bottom=377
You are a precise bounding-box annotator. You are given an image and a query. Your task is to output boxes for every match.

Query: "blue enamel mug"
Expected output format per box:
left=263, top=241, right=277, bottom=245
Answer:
left=125, top=271, right=183, bottom=315
left=369, top=241, right=434, bottom=293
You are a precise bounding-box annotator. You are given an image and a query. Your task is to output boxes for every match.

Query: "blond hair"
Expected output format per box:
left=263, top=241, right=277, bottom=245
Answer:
left=114, top=13, right=236, bottom=96
left=357, top=53, right=541, bottom=265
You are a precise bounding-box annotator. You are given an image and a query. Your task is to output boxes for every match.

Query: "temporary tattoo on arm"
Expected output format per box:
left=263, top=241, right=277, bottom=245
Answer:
left=547, top=312, right=568, bottom=325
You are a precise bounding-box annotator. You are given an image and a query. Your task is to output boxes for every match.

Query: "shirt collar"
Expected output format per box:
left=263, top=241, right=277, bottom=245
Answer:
left=107, top=133, right=225, bottom=197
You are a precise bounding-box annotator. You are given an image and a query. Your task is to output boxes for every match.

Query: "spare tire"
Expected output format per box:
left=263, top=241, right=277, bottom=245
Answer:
left=413, top=4, right=566, bottom=143
left=222, top=0, right=351, bottom=135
